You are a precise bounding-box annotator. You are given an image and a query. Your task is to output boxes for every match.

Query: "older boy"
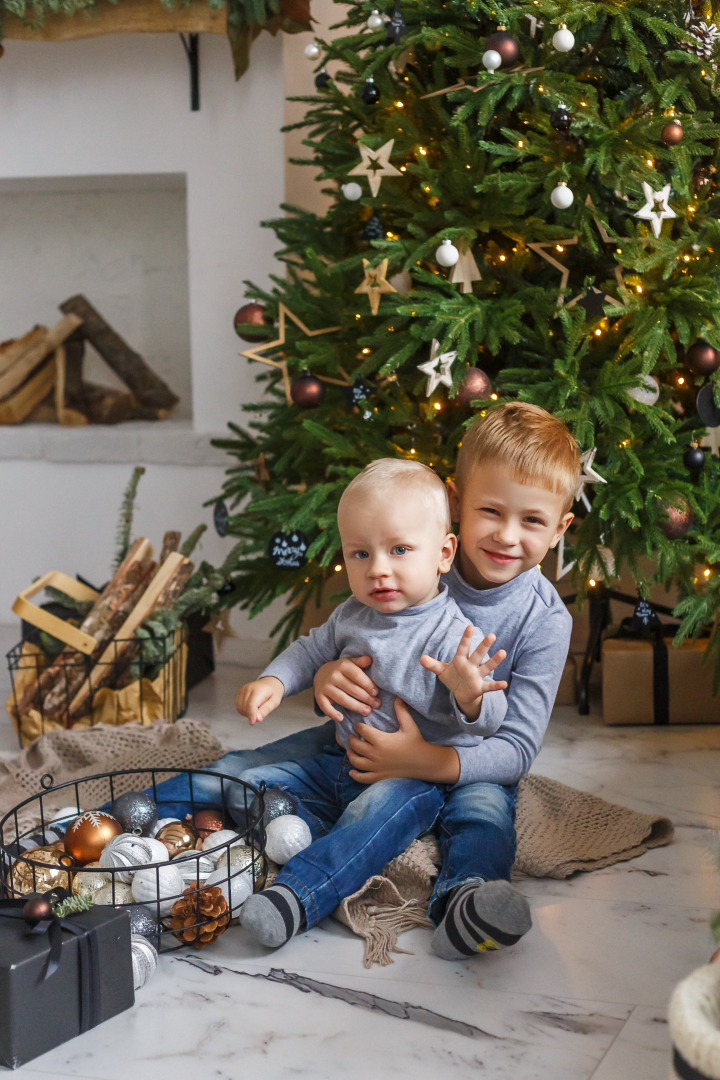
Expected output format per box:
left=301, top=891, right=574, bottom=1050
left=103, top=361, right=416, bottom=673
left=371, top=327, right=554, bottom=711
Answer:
left=235, top=458, right=507, bottom=947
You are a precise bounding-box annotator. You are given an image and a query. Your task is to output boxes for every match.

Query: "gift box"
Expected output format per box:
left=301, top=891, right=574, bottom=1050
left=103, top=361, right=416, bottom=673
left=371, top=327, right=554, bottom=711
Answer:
left=602, top=636, right=720, bottom=726
left=0, top=903, right=134, bottom=1069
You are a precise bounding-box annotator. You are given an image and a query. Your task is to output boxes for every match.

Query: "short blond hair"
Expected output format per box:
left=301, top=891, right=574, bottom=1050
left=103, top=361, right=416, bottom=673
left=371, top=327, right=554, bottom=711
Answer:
left=339, top=458, right=451, bottom=531
left=455, top=403, right=581, bottom=511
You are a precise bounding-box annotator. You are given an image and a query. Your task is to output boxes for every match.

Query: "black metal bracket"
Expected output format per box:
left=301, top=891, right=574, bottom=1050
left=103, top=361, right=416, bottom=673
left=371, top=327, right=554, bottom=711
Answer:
left=180, top=34, right=200, bottom=111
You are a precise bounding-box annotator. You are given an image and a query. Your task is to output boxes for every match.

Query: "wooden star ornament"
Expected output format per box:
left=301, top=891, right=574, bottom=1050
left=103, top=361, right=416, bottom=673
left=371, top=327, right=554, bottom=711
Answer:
left=574, top=447, right=607, bottom=512
left=634, top=182, right=677, bottom=239
left=202, top=609, right=238, bottom=652
left=239, top=303, right=342, bottom=406
left=348, top=140, right=402, bottom=198
left=417, top=339, right=457, bottom=395
left=355, top=258, right=397, bottom=315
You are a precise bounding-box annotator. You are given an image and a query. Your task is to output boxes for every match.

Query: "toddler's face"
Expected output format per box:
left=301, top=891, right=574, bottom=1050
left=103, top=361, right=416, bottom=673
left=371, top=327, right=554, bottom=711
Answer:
left=339, top=492, right=455, bottom=613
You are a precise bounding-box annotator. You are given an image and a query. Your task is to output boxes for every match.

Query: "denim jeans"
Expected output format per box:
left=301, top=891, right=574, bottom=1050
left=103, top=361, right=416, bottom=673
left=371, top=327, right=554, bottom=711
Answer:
left=240, top=743, right=445, bottom=928
left=145, top=720, right=518, bottom=925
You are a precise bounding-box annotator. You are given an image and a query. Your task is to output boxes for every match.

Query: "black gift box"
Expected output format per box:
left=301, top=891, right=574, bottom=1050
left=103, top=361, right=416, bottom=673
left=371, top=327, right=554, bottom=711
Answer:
left=0, top=904, right=134, bottom=1069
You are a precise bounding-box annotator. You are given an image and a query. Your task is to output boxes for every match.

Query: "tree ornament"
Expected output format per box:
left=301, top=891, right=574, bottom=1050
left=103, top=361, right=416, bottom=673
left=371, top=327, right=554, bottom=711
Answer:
left=550, top=105, right=572, bottom=133
left=250, top=786, right=298, bottom=827
left=23, top=893, right=54, bottom=925
left=450, top=246, right=482, bottom=293
left=684, top=446, right=705, bottom=472
left=233, top=302, right=269, bottom=342
left=482, top=49, right=502, bottom=73
left=456, top=367, right=492, bottom=407
left=314, top=70, right=331, bottom=89
left=687, top=341, right=720, bottom=376
left=290, top=370, right=325, bottom=408
left=205, top=865, right=253, bottom=915
left=681, top=0, right=718, bottom=59
left=201, top=828, right=245, bottom=862
left=131, top=934, right=158, bottom=991
left=186, top=809, right=226, bottom=839
left=303, top=41, right=321, bottom=60
left=417, top=340, right=457, bottom=395
left=435, top=238, right=460, bottom=267
left=550, top=182, right=574, bottom=209
left=94, top=881, right=134, bottom=905
left=156, top=820, right=199, bottom=858
left=661, top=120, right=683, bottom=145
left=360, top=77, right=380, bottom=105
left=10, top=846, right=73, bottom=895
left=267, top=530, right=311, bottom=569
left=264, top=815, right=313, bottom=865
left=71, top=864, right=110, bottom=899
left=355, top=257, right=397, bottom=315
left=385, top=1, right=408, bottom=43
left=634, top=182, right=677, bottom=238
left=692, top=165, right=716, bottom=193
left=348, top=139, right=402, bottom=198
left=574, top=447, right=607, bottom=512
left=49, top=805, right=84, bottom=828
left=696, top=384, right=720, bottom=428
left=169, top=885, right=231, bottom=948
left=388, top=268, right=413, bottom=292
left=658, top=497, right=693, bottom=540
left=485, top=29, right=519, bottom=66
left=555, top=533, right=575, bottom=579
left=626, top=375, right=660, bottom=406
left=64, top=810, right=123, bottom=865
left=238, top=304, right=341, bottom=408
left=341, top=181, right=363, bottom=201
left=228, top=843, right=267, bottom=889
left=552, top=24, right=575, bottom=51
left=109, top=791, right=158, bottom=836
left=349, top=378, right=374, bottom=419
left=362, top=212, right=386, bottom=241
left=172, top=851, right=216, bottom=887
left=367, top=8, right=384, bottom=29
left=131, top=863, right=185, bottom=916
left=213, top=499, right=229, bottom=537
left=99, top=834, right=169, bottom=883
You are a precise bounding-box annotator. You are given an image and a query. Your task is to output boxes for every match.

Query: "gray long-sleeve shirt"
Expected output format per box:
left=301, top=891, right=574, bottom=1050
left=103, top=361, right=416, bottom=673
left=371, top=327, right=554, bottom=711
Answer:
left=444, top=561, right=572, bottom=787
left=261, top=583, right=507, bottom=753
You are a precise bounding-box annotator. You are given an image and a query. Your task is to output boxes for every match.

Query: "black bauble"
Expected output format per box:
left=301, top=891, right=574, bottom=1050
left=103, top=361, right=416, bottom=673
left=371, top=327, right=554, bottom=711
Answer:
left=360, top=78, right=380, bottom=105
left=683, top=446, right=706, bottom=472
left=697, top=384, right=720, bottom=428
left=314, top=70, right=331, bottom=89
left=485, top=30, right=519, bottom=67
left=550, top=107, right=572, bottom=133
left=687, top=341, right=720, bottom=376
left=290, top=371, right=325, bottom=408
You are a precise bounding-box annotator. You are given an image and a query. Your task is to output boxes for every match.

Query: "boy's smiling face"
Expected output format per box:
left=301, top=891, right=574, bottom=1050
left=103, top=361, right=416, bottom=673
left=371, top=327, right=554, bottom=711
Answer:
left=449, top=462, right=574, bottom=590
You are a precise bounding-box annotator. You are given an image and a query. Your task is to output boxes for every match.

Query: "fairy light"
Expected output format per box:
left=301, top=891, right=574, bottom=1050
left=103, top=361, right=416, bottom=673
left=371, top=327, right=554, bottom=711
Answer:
left=556, top=244, right=564, bottom=252
left=395, top=100, right=404, bottom=108
left=334, top=564, right=343, bottom=572
left=518, top=140, right=524, bottom=148
left=588, top=578, right=597, bottom=587
left=419, top=146, right=428, bottom=155
left=400, top=166, right=407, bottom=172
left=594, top=328, right=602, bottom=336
left=355, top=313, right=362, bottom=320
left=647, top=158, right=654, bottom=167
left=704, top=568, right=712, bottom=577
left=490, top=393, right=498, bottom=400
left=683, top=254, right=691, bottom=262
left=677, top=376, right=685, bottom=385
left=361, top=347, right=371, bottom=354
left=409, top=448, right=416, bottom=454
left=636, top=285, right=643, bottom=294
left=433, top=402, right=442, bottom=411
left=499, top=254, right=506, bottom=261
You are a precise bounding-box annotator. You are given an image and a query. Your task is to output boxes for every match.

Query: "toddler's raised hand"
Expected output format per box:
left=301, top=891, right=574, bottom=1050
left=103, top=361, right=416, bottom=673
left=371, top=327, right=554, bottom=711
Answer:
left=235, top=676, right=284, bottom=725
left=420, top=628, right=507, bottom=722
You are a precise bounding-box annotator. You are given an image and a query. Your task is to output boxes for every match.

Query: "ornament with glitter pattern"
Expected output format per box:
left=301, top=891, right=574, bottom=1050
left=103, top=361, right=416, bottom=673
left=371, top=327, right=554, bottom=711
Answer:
left=250, top=787, right=298, bottom=827
left=131, top=864, right=185, bottom=916
left=172, top=851, right=216, bottom=887
left=186, top=810, right=226, bottom=839
left=228, top=844, right=267, bottom=889
left=94, top=880, right=134, bottom=905
left=64, top=810, right=123, bottom=865
left=109, top=792, right=158, bottom=836
left=71, top=862, right=109, bottom=899
left=658, top=497, right=693, bottom=539
left=99, top=834, right=169, bottom=882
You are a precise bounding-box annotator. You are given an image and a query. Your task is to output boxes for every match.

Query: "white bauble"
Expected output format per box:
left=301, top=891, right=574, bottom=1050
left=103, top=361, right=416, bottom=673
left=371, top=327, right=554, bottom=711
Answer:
left=99, top=834, right=168, bottom=882
left=550, top=182, right=574, bottom=209
left=142, top=838, right=172, bottom=864
left=264, top=815, right=313, bottom=865
left=552, top=25, right=575, bottom=52
left=367, top=8, right=384, bottom=29
left=435, top=238, right=460, bottom=267
left=201, top=829, right=245, bottom=863
left=151, top=817, right=180, bottom=838
left=205, top=866, right=253, bottom=915
left=482, top=49, right=502, bottom=73
left=172, top=851, right=215, bottom=887
left=626, top=374, right=660, bottom=406
left=94, top=881, right=134, bottom=905
left=131, top=934, right=158, bottom=991
left=304, top=41, right=321, bottom=60
left=131, top=864, right=185, bottom=916
left=341, top=181, right=363, bottom=202
left=49, top=806, right=82, bottom=826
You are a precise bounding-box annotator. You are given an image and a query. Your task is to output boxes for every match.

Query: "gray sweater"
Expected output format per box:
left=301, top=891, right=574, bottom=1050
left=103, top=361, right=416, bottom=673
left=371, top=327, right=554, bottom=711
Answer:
left=261, top=583, right=507, bottom=753
left=444, top=561, right=572, bottom=787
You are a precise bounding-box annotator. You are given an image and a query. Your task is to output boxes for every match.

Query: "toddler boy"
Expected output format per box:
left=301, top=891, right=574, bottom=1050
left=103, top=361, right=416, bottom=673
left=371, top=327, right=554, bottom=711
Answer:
left=235, top=458, right=507, bottom=948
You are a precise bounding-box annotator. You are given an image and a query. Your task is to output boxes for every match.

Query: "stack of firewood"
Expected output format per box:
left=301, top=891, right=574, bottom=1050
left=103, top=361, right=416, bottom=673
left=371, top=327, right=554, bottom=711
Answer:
left=0, top=295, right=179, bottom=425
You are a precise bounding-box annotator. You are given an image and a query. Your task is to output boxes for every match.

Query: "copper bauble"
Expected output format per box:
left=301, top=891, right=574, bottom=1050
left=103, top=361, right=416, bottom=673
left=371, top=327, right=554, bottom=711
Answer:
left=64, top=810, right=122, bottom=865
left=658, top=496, right=693, bottom=540
left=234, top=302, right=269, bottom=342
left=661, top=120, right=683, bottom=146
left=157, top=820, right=199, bottom=858
left=456, top=367, right=492, bottom=408
left=687, top=341, right=720, bottom=376
left=290, top=370, right=325, bottom=409
left=9, top=845, right=73, bottom=895
left=186, top=809, right=226, bottom=840
left=485, top=30, right=519, bottom=67
left=23, top=894, right=54, bottom=925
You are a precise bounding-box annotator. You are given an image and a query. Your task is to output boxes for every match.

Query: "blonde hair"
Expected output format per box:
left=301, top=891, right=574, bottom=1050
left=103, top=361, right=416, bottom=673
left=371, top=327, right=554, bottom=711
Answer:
left=455, top=403, right=581, bottom=511
left=339, top=458, right=451, bottom=531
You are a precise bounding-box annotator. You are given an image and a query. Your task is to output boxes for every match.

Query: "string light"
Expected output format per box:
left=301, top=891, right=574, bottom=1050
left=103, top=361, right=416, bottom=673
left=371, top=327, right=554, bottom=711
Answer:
left=588, top=578, right=597, bottom=587
left=334, top=564, right=343, bottom=572
left=636, top=285, right=643, bottom=294
left=410, top=448, right=416, bottom=454
left=361, top=348, right=371, bottom=354
left=433, top=402, right=442, bottom=411
left=704, top=568, right=712, bottom=578
left=556, top=245, right=564, bottom=252
left=646, top=158, right=654, bottom=167
left=395, top=100, right=404, bottom=108
left=490, top=393, right=498, bottom=400
left=594, top=328, right=602, bottom=336
left=418, top=146, right=428, bottom=155
left=355, top=313, right=362, bottom=320
left=677, top=376, right=685, bottom=385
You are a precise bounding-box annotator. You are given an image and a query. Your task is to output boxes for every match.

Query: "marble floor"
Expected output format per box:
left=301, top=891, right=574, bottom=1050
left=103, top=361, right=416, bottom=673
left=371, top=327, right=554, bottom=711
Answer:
left=2, top=631, right=719, bottom=1079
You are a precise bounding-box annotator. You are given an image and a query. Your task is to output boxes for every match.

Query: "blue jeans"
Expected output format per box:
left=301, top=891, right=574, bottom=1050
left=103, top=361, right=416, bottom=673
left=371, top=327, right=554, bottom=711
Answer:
left=146, top=721, right=517, bottom=925
left=240, top=744, right=444, bottom=928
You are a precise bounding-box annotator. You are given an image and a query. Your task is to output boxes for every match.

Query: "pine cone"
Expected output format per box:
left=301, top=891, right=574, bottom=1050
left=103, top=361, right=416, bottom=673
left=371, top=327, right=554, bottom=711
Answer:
left=169, top=885, right=231, bottom=949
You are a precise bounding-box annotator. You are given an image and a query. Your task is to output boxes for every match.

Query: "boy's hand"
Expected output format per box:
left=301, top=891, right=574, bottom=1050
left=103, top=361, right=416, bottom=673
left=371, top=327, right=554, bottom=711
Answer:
left=313, top=656, right=381, bottom=722
left=420, top=628, right=507, bottom=722
left=235, top=676, right=284, bottom=725
left=347, top=697, right=461, bottom=785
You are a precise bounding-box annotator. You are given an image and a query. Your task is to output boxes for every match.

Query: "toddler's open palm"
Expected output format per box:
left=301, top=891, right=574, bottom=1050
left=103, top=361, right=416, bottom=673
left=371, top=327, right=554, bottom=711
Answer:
left=420, top=627, right=507, bottom=718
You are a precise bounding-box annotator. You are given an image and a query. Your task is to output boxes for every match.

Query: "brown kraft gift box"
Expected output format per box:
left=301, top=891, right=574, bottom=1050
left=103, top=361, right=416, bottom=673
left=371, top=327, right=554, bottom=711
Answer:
left=602, top=637, right=720, bottom=725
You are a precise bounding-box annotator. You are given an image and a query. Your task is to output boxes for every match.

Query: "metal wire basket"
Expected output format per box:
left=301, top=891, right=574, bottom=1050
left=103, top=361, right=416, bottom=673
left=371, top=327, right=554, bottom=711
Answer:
left=0, top=768, right=266, bottom=951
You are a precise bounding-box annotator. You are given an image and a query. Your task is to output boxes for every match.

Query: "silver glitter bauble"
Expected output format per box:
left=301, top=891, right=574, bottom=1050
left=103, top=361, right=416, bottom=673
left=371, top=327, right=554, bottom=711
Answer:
left=131, top=933, right=158, bottom=990
left=94, top=881, right=134, bottom=905
left=128, top=905, right=161, bottom=948
left=227, top=843, right=267, bottom=889
left=172, top=851, right=215, bottom=887
left=109, top=792, right=158, bottom=836
left=249, top=787, right=298, bottom=828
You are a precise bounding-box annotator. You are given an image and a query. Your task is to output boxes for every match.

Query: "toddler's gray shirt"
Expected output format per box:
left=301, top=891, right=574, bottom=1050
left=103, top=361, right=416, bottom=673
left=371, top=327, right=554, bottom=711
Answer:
left=260, top=583, right=507, bottom=753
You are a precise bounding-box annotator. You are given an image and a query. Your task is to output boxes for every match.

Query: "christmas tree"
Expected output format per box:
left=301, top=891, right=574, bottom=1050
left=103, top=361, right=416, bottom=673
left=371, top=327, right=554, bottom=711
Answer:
left=214, top=0, right=720, bottom=665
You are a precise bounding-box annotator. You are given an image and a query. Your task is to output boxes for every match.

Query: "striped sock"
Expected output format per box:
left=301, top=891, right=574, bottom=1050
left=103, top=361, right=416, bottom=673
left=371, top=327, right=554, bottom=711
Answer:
left=240, top=884, right=305, bottom=948
left=431, top=880, right=532, bottom=961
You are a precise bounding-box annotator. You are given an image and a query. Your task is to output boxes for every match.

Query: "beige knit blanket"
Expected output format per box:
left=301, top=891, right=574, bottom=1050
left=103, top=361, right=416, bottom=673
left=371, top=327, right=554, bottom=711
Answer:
left=0, top=720, right=674, bottom=966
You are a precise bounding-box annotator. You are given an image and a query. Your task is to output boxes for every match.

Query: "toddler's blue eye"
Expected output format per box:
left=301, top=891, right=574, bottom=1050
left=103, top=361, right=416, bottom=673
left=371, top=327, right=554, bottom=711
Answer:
left=354, top=551, right=369, bottom=559
left=392, top=545, right=408, bottom=555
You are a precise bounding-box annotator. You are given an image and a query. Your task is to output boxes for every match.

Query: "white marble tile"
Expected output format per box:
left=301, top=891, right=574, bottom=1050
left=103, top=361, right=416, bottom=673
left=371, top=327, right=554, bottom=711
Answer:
left=589, top=1006, right=672, bottom=1080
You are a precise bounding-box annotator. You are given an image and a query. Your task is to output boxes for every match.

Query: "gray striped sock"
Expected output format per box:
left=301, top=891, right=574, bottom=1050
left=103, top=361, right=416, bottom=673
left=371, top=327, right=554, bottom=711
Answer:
left=431, top=880, right=532, bottom=961
left=240, top=884, right=305, bottom=948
